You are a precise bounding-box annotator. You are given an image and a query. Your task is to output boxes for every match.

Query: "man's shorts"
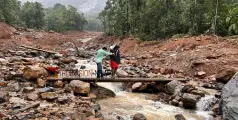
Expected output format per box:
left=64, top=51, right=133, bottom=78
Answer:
left=110, top=60, right=119, bottom=69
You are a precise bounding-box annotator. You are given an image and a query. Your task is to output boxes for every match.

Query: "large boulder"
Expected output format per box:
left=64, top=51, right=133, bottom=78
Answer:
left=116, top=69, right=129, bottom=77
left=89, top=83, right=115, bottom=99
left=221, top=73, right=238, bottom=120
left=165, top=80, right=182, bottom=95
left=132, top=82, right=143, bottom=92
left=23, top=66, right=48, bottom=80
left=181, top=93, right=201, bottom=109
left=216, top=68, right=236, bottom=83
left=69, top=80, right=90, bottom=94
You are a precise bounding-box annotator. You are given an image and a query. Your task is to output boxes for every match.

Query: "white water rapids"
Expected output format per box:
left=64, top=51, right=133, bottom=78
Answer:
left=97, top=83, right=217, bottom=120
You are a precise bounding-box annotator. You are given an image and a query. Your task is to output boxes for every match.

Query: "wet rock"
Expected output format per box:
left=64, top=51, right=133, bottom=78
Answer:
left=215, top=82, right=225, bottom=90
left=175, top=114, right=186, bottom=120
left=0, top=92, right=8, bottom=103
left=133, top=113, right=147, bottom=120
left=132, top=82, right=142, bottom=92
left=89, top=83, right=115, bottom=99
left=23, top=66, right=48, bottom=80
left=216, top=68, right=236, bottom=83
left=221, top=73, right=238, bottom=120
left=69, top=80, right=90, bottom=94
left=165, top=80, right=182, bottom=95
left=37, top=78, right=46, bottom=87
left=116, top=69, right=129, bottom=77
left=23, top=87, right=35, bottom=93
left=171, top=99, right=179, bottom=106
left=40, top=92, right=58, bottom=101
left=53, top=81, right=64, bottom=88
left=181, top=93, right=201, bottom=109
left=27, top=93, right=39, bottom=101
left=151, top=83, right=166, bottom=92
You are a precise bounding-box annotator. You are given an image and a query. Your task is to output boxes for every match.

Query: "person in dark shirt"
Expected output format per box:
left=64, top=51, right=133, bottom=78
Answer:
left=109, top=45, right=121, bottom=78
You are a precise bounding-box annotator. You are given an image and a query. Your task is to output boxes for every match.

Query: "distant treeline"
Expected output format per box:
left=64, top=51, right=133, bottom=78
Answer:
left=0, top=0, right=87, bottom=32
left=99, top=0, right=238, bottom=40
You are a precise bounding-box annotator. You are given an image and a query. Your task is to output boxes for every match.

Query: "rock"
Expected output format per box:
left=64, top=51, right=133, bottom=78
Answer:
left=196, top=71, right=206, bottom=77
left=89, top=83, right=115, bottom=99
left=0, top=92, right=8, bottom=103
left=132, top=82, right=142, bottom=92
left=49, top=30, right=55, bottom=33
left=40, top=92, right=58, bottom=101
left=0, top=58, right=8, bottom=65
left=181, top=93, right=201, bottom=109
left=23, top=87, right=35, bottom=93
left=116, top=69, right=129, bottom=77
left=0, top=80, right=7, bottom=87
left=171, top=99, right=179, bottom=106
left=181, top=85, right=195, bottom=93
left=69, top=80, right=90, bottom=94
left=23, top=82, right=32, bottom=87
left=151, top=83, right=166, bottom=92
left=175, top=114, right=186, bottom=120
left=37, top=78, right=46, bottom=87
left=27, top=93, right=39, bottom=101
left=133, top=113, right=147, bottom=120
left=190, top=90, right=205, bottom=97
left=92, top=104, right=101, bottom=112
left=23, top=66, right=48, bottom=80
left=7, top=82, right=20, bottom=92
left=160, top=68, right=173, bottom=75
left=53, top=81, right=64, bottom=88
left=57, top=96, right=68, bottom=103
left=54, top=53, right=63, bottom=58
left=216, top=68, right=236, bottom=83
left=146, top=72, right=157, bottom=78
left=221, top=73, right=238, bottom=120
left=215, top=82, right=225, bottom=90
left=60, top=58, right=76, bottom=64
left=165, top=80, right=182, bottom=95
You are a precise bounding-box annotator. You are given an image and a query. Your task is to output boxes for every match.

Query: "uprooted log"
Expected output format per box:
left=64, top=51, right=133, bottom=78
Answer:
left=21, top=45, right=58, bottom=54
left=47, top=77, right=189, bottom=83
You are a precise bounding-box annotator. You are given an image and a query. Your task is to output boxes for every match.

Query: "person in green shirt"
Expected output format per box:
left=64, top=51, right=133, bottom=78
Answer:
left=96, top=47, right=113, bottom=78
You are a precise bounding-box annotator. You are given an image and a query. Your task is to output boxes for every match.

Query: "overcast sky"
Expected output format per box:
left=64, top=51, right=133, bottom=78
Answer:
left=18, top=0, right=106, bottom=13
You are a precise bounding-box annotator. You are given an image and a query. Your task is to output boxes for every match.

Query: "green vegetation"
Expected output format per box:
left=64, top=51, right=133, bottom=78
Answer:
left=45, top=3, right=87, bottom=32
left=0, top=1, right=87, bottom=32
left=99, top=0, right=238, bottom=40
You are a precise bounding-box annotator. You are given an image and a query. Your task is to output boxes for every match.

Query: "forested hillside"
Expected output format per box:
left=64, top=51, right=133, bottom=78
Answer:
left=99, top=0, right=238, bottom=40
left=0, top=0, right=87, bottom=32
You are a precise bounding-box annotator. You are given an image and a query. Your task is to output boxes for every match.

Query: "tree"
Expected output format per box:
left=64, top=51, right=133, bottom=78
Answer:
left=100, top=0, right=238, bottom=40
left=21, top=2, right=44, bottom=29
left=45, top=3, right=87, bottom=32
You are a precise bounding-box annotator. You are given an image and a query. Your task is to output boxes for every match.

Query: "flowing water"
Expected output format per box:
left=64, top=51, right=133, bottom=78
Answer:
left=97, top=83, right=216, bottom=120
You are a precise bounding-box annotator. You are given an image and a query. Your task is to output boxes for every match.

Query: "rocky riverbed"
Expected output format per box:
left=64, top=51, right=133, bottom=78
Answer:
left=1, top=21, right=238, bottom=120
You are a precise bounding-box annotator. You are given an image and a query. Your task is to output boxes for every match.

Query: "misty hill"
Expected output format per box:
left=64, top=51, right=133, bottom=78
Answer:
left=19, top=0, right=107, bottom=14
